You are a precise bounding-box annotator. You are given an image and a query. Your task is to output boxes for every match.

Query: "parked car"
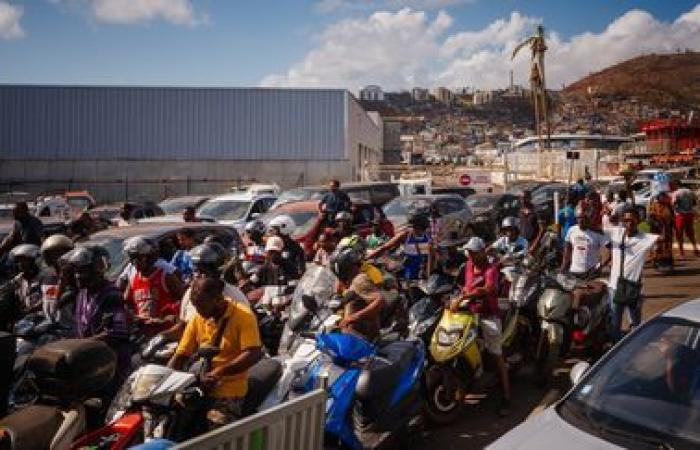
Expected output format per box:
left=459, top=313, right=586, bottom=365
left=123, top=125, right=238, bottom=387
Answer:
left=89, top=202, right=164, bottom=226
left=382, top=194, right=473, bottom=242
left=158, top=195, right=210, bottom=215
left=466, top=193, right=521, bottom=242
left=432, top=186, right=476, bottom=198
left=272, top=182, right=399, bottom=209
left=80, top=222, right=242, bottom=282
left=489, top=298, right=700, bottom=450
left=260, top=200, right=394, bottom=257
left=196, top=192, right=277, bottom=233
left=531, top=183, right=570, bottom=223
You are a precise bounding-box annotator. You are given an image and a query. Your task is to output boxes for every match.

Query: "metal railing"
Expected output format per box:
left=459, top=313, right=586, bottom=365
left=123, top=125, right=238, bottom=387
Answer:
left=173, top=390, right=326, bottom=450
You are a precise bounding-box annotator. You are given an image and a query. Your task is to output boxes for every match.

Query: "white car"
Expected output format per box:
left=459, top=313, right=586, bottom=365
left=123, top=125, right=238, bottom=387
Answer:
left=489, top=298, right=700, bottom=450
left=196, top=192, right=277, bottom=233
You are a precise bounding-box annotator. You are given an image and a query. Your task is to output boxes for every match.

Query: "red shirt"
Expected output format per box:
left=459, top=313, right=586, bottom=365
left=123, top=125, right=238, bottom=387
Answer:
left=127, top=267, right=179, bottom=323
left=464, top=260, right=500, bottom=317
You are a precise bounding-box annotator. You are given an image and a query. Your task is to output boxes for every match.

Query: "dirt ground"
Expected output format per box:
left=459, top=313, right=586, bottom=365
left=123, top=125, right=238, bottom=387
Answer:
left=414, top=254, right=700, bottom=450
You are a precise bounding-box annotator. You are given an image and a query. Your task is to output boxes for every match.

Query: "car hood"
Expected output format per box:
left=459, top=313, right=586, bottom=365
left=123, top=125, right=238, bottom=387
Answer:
left=469, top=206, right=491, bottom=216
left=138, top=214, right=182, bottom=224
left=487, top=407, right=622, bottom=450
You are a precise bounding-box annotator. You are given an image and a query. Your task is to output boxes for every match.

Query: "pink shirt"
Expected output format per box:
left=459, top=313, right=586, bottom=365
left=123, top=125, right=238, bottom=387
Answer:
left=464, top=260, right=500, bottom=316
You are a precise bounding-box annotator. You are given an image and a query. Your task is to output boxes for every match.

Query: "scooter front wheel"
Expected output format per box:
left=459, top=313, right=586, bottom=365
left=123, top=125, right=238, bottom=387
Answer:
left=424, top=369, right=464, bottom=425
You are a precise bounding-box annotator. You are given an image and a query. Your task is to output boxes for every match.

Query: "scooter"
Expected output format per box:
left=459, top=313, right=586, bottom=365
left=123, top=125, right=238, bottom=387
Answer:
left=535, top=271, right=609, bottom=383
left=408, top=272, right=452, bottom=345
left=0, top=339, right=117, bottom=450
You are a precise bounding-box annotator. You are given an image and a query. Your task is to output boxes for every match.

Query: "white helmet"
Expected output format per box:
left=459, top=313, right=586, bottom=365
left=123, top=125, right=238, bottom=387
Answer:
left=268, top=215, right=296, bottom=236
left=40, top=234, right=74, bottom=257
left=10, top=244, right=40, bottom=260
left=501, top=216, right=519, bottom=229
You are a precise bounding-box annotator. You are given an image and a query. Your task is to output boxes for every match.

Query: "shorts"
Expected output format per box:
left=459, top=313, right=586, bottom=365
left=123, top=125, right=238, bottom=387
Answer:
left=206, top=397, right=244, bottom=429
left=480, top=317, right=502, bottom=356
left=674, top=212, right=695, bottom=233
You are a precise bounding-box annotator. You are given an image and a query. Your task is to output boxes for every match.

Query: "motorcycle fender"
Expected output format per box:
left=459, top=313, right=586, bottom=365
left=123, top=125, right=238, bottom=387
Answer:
left=541, top=321, right=564, bottom=346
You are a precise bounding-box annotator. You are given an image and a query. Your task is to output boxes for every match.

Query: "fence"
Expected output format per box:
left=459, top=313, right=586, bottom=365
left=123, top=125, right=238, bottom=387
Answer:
left=173, top=390, right=326, bottom=450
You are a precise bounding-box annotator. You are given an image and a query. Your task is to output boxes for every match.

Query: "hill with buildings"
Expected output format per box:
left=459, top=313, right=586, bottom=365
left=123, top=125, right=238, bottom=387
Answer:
left=563, top=51, right=700, bottom=109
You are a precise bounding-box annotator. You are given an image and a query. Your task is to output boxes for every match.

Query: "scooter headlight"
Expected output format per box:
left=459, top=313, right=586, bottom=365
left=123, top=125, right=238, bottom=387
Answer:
left=437, top=327, right=463, bottom=346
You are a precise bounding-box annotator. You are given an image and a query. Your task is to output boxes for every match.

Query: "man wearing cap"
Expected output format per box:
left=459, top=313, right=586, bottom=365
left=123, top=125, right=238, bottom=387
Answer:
left=451, top=237, right=511, bottom=416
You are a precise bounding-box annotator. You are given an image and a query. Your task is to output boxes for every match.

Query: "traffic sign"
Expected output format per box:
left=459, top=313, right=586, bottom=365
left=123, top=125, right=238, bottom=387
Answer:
left=459, top=174, right=471, bottom=186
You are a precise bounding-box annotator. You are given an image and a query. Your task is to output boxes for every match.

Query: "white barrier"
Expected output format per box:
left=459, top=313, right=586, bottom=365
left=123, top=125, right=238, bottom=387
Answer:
left=173, top=390, right=326, bottom=450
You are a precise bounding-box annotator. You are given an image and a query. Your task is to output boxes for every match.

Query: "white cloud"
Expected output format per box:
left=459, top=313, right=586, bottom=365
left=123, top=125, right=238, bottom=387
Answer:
left=54, top=0, right=205, bottom=26
left=316, top=0, right=472, bottom=14
left=0, top=1, right=24, bottom=39
left=263, top=4, right=700, bottom=91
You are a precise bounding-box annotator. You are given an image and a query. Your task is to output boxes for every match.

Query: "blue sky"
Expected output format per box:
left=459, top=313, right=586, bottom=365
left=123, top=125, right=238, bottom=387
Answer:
left=0, top=1, right=699, bottom=90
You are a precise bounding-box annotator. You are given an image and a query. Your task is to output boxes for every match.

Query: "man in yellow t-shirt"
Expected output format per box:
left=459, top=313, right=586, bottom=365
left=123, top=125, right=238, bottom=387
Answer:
left=169, top=277, right=262, bottom=428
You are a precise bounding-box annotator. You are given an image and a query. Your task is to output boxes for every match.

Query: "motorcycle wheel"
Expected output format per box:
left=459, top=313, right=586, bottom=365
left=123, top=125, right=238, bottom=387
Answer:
left=535, top=334, right=560, bottom=386
left=424, top=373, right=464, bottom=425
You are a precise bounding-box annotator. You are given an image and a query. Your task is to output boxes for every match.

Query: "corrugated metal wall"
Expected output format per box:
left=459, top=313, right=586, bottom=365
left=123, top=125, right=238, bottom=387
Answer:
left=0, top=86, right=346, bottom=160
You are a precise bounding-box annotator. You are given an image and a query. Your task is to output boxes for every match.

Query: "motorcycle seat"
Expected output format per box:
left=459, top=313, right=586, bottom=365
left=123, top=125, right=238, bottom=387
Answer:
left=0, top=404, right=63, bottom=450
left=356, top=341, right=416, bottom=403
left=242, top=359, right=283, bottom=416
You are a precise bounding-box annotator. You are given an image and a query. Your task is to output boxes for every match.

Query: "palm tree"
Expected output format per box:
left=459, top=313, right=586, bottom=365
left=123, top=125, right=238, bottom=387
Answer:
left=513, top=25, right=552, bottom=179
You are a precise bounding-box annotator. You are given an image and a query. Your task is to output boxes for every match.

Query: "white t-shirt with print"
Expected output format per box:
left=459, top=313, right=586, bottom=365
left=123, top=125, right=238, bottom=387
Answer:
left=606, top=226, right=658, bottom=289
left=565, top=225, right=610, bottom=274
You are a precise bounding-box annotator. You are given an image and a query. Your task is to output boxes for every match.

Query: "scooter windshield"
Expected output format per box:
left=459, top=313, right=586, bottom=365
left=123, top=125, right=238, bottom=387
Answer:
left=289, top=264, right=337, bottom=326
left=316, top=333, right=376, bottom=364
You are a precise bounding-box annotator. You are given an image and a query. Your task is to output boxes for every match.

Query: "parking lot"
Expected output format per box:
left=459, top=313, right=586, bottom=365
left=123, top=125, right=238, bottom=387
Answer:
left=415, top=254, right=700, bottom=449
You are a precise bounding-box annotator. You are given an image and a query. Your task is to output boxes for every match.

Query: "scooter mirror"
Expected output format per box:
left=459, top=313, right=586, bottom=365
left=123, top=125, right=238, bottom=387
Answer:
left=302, top=294, right=318, bottom=313
left=570, top=361, right=590, bottom=385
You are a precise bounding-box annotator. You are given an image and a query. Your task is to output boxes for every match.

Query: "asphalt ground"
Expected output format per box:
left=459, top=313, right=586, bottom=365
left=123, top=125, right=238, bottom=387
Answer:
left=414, top=253, right=700, bottom=449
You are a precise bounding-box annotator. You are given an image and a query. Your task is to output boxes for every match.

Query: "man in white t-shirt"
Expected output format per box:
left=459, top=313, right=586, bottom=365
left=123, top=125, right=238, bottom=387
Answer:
left=562, top=206, right=611, bottom=309
left=607, top=209, right=658, bottom=341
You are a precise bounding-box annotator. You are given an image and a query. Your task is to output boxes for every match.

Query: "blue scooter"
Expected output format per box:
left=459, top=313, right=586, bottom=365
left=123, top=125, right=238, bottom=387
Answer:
left=297, top=296, right=425, bottom=449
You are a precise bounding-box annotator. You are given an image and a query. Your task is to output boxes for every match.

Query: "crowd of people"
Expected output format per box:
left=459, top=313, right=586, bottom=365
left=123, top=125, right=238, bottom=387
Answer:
left=0, top=174, right=697, bottom=439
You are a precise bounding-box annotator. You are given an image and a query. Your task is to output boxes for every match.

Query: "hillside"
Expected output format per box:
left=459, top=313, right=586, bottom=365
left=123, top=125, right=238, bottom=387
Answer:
left=563, top=52, right=700, bottom=109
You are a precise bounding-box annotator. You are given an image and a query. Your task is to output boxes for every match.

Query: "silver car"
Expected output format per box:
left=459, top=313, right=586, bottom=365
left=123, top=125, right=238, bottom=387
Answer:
left=489, top=298, right=700, bottom=450
left=382, top=194, right=473, bottom=241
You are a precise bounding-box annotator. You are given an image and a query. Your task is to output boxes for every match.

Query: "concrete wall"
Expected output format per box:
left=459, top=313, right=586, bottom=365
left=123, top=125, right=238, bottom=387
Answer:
left=345, top=96, right=382, bottom=181
left=0, top=159, right=351, bottom=203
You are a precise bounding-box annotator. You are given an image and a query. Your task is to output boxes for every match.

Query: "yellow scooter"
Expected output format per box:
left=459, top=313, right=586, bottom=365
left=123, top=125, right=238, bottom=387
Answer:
left=425, top=306, right=484, bottom=424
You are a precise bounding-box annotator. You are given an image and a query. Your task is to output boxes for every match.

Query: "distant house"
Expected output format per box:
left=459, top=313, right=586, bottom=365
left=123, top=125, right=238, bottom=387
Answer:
left=360, top=85, right=384, bottom=101
left=412, top=87, right=429, bottom=102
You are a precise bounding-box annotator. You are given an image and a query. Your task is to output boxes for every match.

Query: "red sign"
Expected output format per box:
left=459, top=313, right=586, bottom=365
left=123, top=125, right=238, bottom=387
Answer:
left=459, top=174, right=471, bottom=186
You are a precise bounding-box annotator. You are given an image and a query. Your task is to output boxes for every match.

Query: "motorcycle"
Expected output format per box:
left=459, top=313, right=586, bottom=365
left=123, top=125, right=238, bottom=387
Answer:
left=93, top=346, right=282, bottom=447
left=534, top=271, right=609, bottom=383
left=295, top=298, right=425, bottom=450
left=424, top=305, right=483, bottom=424
left=0, top=339, right=117, bottom=450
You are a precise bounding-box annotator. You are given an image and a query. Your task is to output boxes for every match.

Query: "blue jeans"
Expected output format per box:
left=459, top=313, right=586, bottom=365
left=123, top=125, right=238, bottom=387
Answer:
left=609, top=294, right=642, bottom=342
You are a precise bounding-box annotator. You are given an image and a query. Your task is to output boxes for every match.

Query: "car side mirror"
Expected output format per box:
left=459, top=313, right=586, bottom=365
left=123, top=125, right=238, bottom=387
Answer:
left=570, top=361, right=590, bottom=385
left=302, top=294, right=318, bottom=313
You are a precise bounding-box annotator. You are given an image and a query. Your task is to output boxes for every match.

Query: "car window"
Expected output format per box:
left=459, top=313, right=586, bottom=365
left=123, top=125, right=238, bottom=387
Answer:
left=39, top=207, right=51, bottom=217
left=250, top=199, right=267, bottom=215
left=371, top=184, right=399, bottom=205
left=353, top=206, right=374, bottom=226
left=262, top=198, right=276, bottom=211
left=197, top=200, right=250, bottom=221
left=437, top=198, right=466, bottom=215
left=133, top=209, right=145, bottom=219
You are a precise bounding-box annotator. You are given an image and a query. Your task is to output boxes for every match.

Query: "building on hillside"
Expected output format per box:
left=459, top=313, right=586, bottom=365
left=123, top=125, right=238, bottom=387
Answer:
left=432, top=87, right=453, bottom=105
left=641, top=118, right=700, bottom=153
left=360, top=85, right=384, bottom=101
left=412, top=87, right=429, bottom=102
left=382, top=118, right=403, bottom=164
left=473, top=90, right=494, bottom=105
left=0, top=86, right=382, bottom=201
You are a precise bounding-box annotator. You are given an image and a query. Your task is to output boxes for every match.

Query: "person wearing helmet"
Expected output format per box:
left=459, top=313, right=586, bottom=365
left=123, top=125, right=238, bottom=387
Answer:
left=253, top=236, right=295, bottom=308
left=64, top=245, right=131, bottom=396
left=120, top=236, right=184, bottom=334
left=331, top=247, right=385, bottom=342
left=170, top=228, right=196, bottom=284
left=452, top=237, right=511, bottom=416
left=243, top=220, right=266, bottom=265
left=490, top=217, right=528, bottom=259
left=268, top=215, right=305, bottom=279
left=367, top=210, right=433, bottom=280
left=318, top=179, right=351, bottom=226
left=39, top=234, right=75, bottom=326
left=7, top=244, right=44, bottom=314
left=161, top=242, right=250, bottom=343
left=333, top=211, right=354, bottom=239
left=0, top=202, right=44, bottom=258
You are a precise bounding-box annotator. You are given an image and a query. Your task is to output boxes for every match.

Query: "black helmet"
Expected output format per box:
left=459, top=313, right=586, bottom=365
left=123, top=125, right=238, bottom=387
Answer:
left=60, top=245, right=110, bottom=275
left=330, top=247, right=362, bottom=282
left=190, top=242, right=226, bottom=268
left=123, top=236, right=158, bottom=258
left=244, top=219, right=266, bottom=236
left=407, top=210, right=430, bottom=230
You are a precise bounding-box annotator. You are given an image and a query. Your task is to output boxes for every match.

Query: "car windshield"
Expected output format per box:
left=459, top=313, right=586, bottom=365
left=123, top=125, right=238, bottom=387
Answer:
left=82, top=237, right=126, bottom=281
left=262, top=209, right=319, bottom=238
left=273, top=189, right=315, bottom=208
left=159, top=198, right=199, bottom=215
left=560, top=317, right=700, bottom=449
left=383, top=198, right=431, bottom=217
left=466, top=195, right=498, bottom=209
left=197, top=200, right=250, bottom=221
left=66, top=197, right=91, bottom=210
